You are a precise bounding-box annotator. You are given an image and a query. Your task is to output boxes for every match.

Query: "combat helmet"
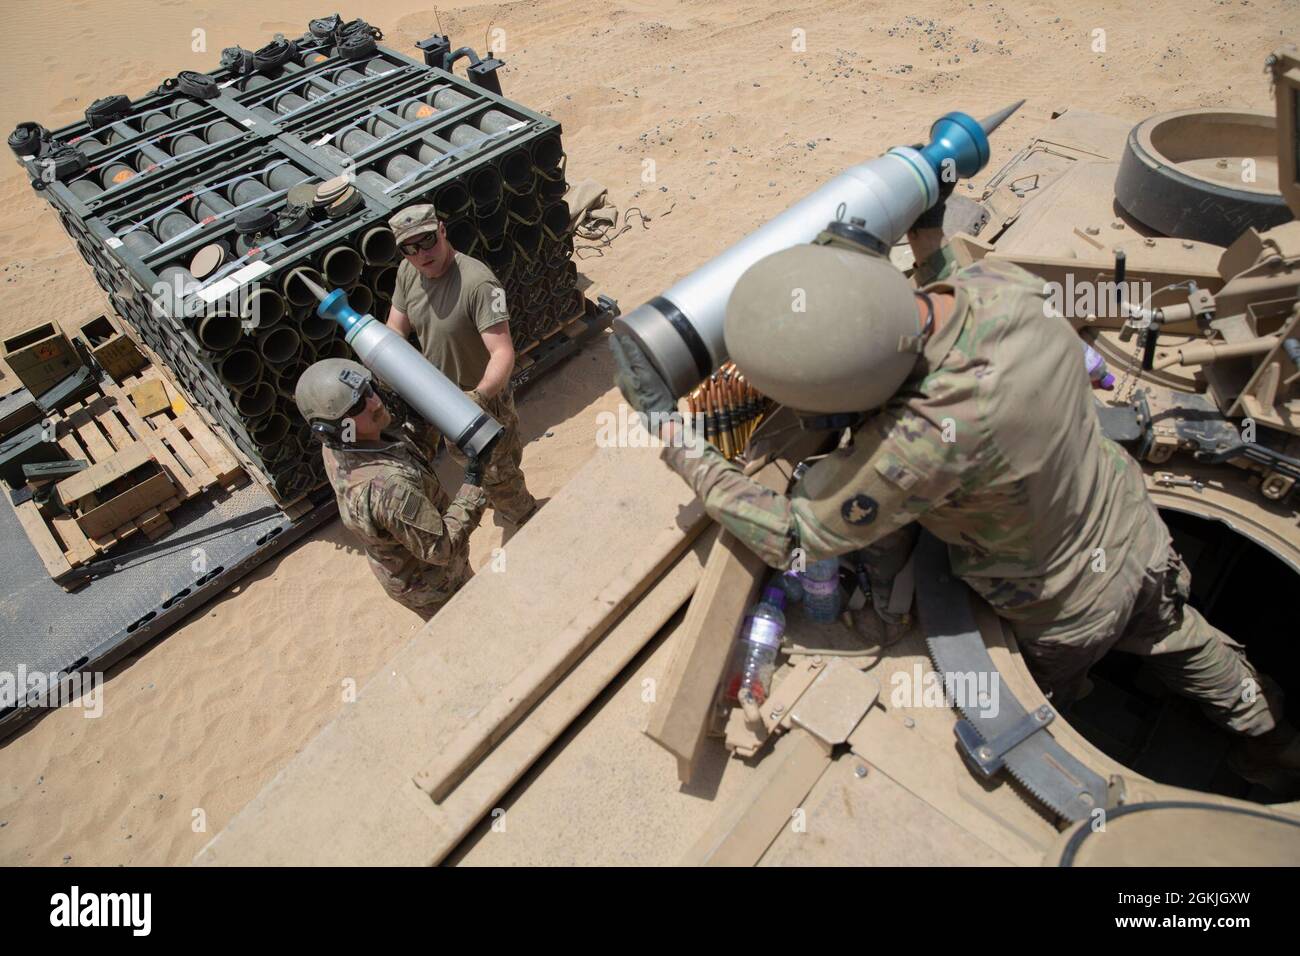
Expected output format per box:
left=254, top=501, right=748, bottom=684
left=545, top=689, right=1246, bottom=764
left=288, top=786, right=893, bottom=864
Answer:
left=294, top=358, right=373, bottom=442
left=723, top=235, right=922, bottom=414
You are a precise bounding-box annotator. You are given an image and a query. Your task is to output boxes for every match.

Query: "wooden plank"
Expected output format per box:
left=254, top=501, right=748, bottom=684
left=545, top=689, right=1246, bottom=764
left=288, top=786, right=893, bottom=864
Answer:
left=679, top=728, right=832, bottom=867
left=50, top=510, right=96, bottom=566
left=178, top=410, right=243, bottom=484
left=66, top=404, right=116, bottom=462
left=77, top=469, right=175, bottom=538
left=197, top=444, right=706, bottom=866
left=89, top=394, right=134, bottom=450
left=415, top=508, right=710, bottom=802
left=100, top=380, right=201, bottom=499
left=425, top=527, right=716, bottom=863
left=13, top=499, right=72, bottom=578
left=157, top=421, right=215, bottom=490
left=645, top=460, right=789, bottom=784
left=55, top=442, right=153, bottom=505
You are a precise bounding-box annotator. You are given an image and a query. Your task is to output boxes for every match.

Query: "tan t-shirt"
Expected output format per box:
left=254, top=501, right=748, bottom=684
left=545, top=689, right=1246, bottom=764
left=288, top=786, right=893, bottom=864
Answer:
left=390, top=252, right=509, bottom=388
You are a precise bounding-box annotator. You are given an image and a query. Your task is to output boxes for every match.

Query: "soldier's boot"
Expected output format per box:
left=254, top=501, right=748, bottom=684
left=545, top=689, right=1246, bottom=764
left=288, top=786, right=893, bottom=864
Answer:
left=848, top=606, right=910, bottom=649
left=1227, top=674, right=1300, bottom=796
left=1228, top=722, right=1300, bottom=797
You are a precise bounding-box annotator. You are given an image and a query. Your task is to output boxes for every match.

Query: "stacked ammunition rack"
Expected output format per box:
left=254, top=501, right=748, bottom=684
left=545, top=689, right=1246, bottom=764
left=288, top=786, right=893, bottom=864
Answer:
left=14, top=18, right=592, bottom=502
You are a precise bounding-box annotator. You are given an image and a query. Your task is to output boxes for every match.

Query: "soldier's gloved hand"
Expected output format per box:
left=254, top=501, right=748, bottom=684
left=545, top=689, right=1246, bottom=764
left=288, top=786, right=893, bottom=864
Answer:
left=464, top=455, right=485, bottom=487
left=911, top=176, right=956, bottom=232
left=610, top=332, right=675, bottom=423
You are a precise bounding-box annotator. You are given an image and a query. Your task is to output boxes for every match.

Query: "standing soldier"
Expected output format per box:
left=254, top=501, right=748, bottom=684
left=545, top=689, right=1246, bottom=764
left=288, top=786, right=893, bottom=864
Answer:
left=384, top=204, right=538, bottom=525
left=295, top=358, right=487, bottom=618
left=610, top=225, right=1300, bottom=793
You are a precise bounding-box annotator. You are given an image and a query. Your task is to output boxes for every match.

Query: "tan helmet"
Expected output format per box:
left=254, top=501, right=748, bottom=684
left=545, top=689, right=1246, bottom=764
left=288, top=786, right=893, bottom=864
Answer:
left=723, top=244, right=921, bottom=413
left=294, top=358, right=372, bottom=423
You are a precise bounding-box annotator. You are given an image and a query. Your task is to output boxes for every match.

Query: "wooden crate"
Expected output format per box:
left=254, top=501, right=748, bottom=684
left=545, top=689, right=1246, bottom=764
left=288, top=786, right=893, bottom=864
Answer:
left=8, top=363, right=248, bottom=588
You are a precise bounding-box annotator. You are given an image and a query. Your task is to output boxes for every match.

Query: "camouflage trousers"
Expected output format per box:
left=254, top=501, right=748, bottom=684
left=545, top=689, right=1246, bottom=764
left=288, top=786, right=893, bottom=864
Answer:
left=407, top=388, right=536, bottom=523
left=386, top=551, right=473, bottom=620
left=860, top=523, right=1277, bottom=737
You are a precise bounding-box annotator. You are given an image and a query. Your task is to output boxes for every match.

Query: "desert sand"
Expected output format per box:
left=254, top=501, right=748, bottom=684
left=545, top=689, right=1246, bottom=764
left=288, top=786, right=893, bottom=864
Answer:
left=0, top=0, right=1290, bottom=865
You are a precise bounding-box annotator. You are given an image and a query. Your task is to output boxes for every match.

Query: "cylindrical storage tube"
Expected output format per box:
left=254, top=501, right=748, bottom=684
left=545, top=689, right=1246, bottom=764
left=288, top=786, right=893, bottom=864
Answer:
left=158, top=264, right=201, bottom=298
left=321, top=245, right=363, bottom=286
left=359, top=226, right=397, bottom=265
left=168, top=133, right=209, bottom=157
left=257, top=324, right=301, bottom=365
left=122, top=231, right=161, bottom=257
left=531, top=134, right=564, bottom=174
left=500, top=148, right=533, bottom=194
left=447, top=123, right=487, bottom=149
left=470, top=166, right=502, bottom=210
left=267, top=163, right=311, bottom=191
left=483, top=244, right=514, bottom=278
left=236, top=381, right=276, bottom=418
left=364, top=264, right=396, bottom=301
left=283, top=267, right=327, bottom=307
left=507, top=191, right=541, bottom=225
left=275, top=360, right=310, bottom=398
left=541, top=201, right=570, bottom=241
left=478, top=202, right=508, bottom=238
left=301, top=312, right=337, bottom=341
left=445, top=218, right=477, bottom=252
left=197, top=311, right=242, bottom=352
left=253, top=412, right=291, bottom=446
left=205, top=120, right=244, bottom=143
left=99, top=161, right=136, bottom=188
left=243, top=286, right=286, bottom=330
left=435, top=181, right=471, bottom=218
left=348, top=284, right=373, bottom=315
left=218, top=347, right=262, bottom=390
left=70, top=179, right=103, bottom=202
left=230, top=177, right=271, bottom=205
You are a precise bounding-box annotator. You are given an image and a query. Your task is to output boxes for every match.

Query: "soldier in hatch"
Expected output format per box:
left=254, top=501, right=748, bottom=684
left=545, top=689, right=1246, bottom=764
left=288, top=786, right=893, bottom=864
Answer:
left=609, top=223, right=1300, bottom=793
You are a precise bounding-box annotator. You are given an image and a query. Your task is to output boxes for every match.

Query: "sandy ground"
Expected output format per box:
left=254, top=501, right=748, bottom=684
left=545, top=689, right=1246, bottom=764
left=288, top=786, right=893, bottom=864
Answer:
left=0, top=0, right=1288, bottom=865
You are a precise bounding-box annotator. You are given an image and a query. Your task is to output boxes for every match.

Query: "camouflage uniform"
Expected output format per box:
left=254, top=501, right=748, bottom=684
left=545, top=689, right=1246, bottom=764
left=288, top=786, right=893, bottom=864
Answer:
left=662, top=259, right=1275, bottom=735
left=405, top=387, right=536, bottom=523
left=322, top=435, right=487, bottom=617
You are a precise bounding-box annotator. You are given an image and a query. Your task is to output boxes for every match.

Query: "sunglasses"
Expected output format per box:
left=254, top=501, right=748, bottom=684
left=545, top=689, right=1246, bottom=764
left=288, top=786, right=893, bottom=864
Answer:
left=399, top=232, right=441, bottom=256
left=344, top=381, right=375, bottom=419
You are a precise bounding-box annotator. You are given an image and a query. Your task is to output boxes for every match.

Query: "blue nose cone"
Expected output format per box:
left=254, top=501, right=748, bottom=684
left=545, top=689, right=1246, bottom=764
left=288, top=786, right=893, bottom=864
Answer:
left=919, top=111, right=991, bottom=182
left=318, top=288, right=367, bottom=336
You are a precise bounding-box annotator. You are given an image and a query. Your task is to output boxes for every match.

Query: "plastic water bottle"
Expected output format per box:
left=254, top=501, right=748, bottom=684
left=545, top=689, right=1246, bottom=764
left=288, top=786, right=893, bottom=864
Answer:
left=1082, top=342, right=1116, bottom=390
left=801, top=558, right=842, bottom=622
left=724, top=585, right=787, bottom=706
left=778, top=569, right=804, bottom=604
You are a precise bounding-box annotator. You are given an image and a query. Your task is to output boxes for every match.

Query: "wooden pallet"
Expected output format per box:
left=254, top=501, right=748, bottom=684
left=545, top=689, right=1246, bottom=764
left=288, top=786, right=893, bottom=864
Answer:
left=9, top=362, right=248, bottom=588
left=517, top=316, right=587, bottom=364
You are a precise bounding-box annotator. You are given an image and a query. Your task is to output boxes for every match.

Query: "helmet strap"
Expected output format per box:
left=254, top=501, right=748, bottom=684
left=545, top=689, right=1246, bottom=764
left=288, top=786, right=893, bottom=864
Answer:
left=915, top=291, right=936, bottom=339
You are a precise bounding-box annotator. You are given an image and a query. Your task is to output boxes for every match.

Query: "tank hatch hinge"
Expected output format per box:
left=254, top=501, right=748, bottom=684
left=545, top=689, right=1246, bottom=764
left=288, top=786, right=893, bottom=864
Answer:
left=1094, top=390, right=1153, bottom=461
left=915, top=531, right=1111, bottom=822
left=955, top=704, right=1055, bottom=778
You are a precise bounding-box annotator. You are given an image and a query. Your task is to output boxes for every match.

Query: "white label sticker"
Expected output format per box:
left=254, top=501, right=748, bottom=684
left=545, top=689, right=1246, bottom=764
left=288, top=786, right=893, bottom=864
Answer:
left=196, top=260, right=272, bottom=303
left=105, top=237, right=124, bottom=249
